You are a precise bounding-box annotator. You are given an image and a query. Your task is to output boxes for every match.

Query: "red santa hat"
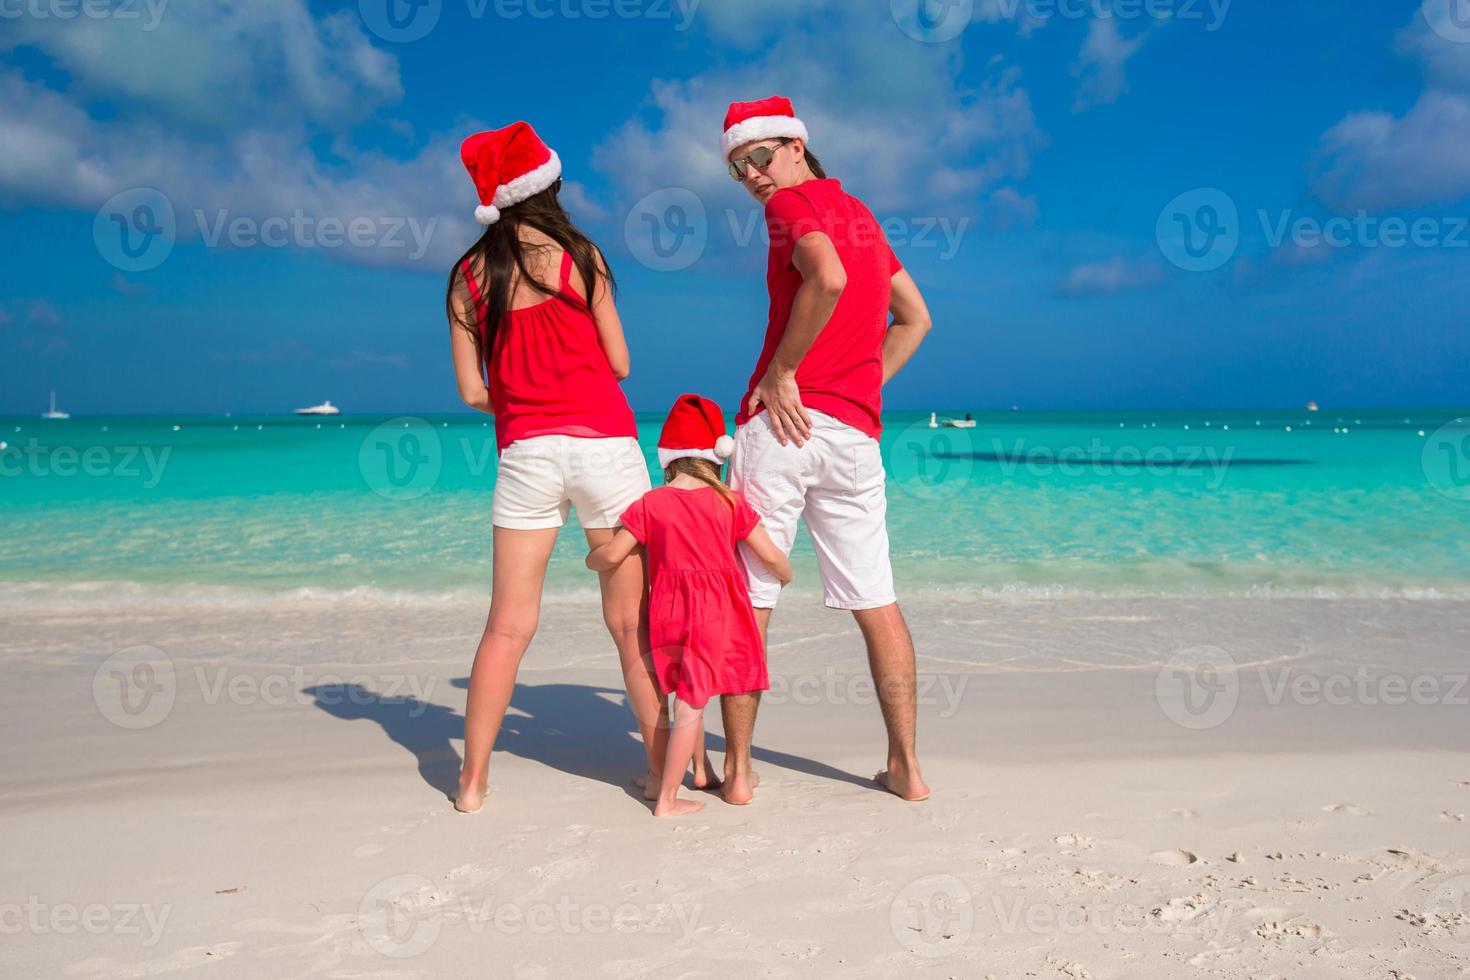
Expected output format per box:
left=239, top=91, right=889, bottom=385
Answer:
left=460, top=121, right=563, bottom=226
left=657, top=394, right=735, bottom=469
left=721, top=95, right=809, bottom=161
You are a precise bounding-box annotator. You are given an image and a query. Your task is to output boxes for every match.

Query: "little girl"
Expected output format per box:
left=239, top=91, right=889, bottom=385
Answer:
left=587, top=394, right=792, bottom=816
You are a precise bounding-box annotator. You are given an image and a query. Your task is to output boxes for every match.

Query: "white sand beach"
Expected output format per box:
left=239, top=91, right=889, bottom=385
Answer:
left=3, top=591, right=1467, bottom=978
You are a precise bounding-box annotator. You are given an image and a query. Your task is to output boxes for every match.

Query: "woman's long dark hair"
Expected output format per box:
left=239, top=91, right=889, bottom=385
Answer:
left=804, top=148, right=827, bottom=179
left=446, top=179, right=615, bottom=358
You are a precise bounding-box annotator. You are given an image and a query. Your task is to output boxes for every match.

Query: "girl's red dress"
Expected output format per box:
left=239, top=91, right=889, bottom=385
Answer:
left=619, top=485, right=769, bottom=709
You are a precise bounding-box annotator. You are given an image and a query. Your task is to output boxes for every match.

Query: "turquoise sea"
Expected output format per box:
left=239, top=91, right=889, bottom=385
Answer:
left=4, top=409, right=1469, bottom=604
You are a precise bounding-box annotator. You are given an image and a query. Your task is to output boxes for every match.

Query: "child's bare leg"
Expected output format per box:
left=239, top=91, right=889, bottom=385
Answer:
left=690, top=721, right=721, bottom=790
left=654, top=699, right=706, bottom=817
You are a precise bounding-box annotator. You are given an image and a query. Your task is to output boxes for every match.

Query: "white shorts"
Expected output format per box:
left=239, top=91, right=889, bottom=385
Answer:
left=492, top=435, right=651, bottom=530
left=729, top=409, right=896, bottom=611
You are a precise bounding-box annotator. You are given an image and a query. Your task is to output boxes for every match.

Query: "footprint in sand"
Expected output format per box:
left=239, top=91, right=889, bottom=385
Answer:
left=353, top=843, right=385, bottom=858
left=1439, top=811, right=1465, bottom=823
left=1167, top=808, right=1199, bottom=820
left=1321, top=803, right=1372, bottom=816
left=1254, top=919, right=1326, bottom=940
left=1054, top=834, right=1096, bottom=850
left=1150, top=848, right=1199, bottom=867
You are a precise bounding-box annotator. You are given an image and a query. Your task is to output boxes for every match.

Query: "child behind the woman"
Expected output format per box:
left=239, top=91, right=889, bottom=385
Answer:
left=587, top=394, right=792, bottom=816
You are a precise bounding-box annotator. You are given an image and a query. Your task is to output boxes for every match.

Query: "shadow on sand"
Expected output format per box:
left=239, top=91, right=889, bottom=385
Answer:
left=305, top=678, right=875, bottom=803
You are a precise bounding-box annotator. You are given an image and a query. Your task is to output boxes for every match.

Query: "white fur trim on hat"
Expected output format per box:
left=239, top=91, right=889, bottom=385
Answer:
left=491, top=150, right=563, bottom=211
left=658, top=446, right=728, bottom=469
left=722, top=115, right=809, bottom=160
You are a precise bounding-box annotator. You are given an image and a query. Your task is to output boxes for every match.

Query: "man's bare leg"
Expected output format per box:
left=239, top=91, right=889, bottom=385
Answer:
left=853, top=602, right=930, bottom=801
left=719, top=606, right=772, bottom=805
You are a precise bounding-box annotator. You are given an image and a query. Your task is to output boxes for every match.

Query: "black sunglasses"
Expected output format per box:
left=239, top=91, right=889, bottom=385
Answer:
left=728, top=138, right=792, bottom=182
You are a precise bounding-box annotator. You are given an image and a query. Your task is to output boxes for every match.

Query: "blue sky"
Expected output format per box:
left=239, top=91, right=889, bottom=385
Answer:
left=1, top=0, right=1467, bottom=415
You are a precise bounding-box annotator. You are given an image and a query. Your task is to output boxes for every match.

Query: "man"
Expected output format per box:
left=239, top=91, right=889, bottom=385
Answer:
left=718, top=96, right=934, bottom=804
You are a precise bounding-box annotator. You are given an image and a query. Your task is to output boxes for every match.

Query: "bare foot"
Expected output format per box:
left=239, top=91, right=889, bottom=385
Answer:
left=691, top=753, right=722, bottom=791
left=653, top=797, right=705, bottom=817
left=455, top=784, right=485, bottom=813
left=634, top=771, right=664, bottom=800
left=875, top=767, right=930, bottom=802
left=721, top=771, right=756, bottom=806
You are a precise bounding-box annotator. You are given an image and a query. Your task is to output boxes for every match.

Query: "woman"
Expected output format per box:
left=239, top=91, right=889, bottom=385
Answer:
left=445, top=121, right=665, bottom=812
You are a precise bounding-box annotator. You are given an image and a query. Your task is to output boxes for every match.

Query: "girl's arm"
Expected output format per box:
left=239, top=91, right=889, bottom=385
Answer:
left=882, top=269, right=932, bottom=386
left=743, top=523, right=793, bottom=586
left=586, top=248, right=631, bottom=380
left=586, top=528, right=640, bottom=572
left=449, top=279, right=493, bottom=414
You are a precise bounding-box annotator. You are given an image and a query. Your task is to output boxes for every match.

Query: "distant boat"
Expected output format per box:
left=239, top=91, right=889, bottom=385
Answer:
left=41, top=391, right=70, bottom=420
left=1306, top=402, right=1320, bottom=412
left=930, top=411, right=976, bottom=429
left=295, top=400, right=341, bottom=416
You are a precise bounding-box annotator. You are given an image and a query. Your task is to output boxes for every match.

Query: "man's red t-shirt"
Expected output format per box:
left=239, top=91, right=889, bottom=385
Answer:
left=735, top=178, right=902, bottom=440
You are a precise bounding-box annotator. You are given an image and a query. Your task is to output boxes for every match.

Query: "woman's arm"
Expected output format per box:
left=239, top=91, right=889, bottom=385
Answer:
left=743, top=523, right=793, bottom=586
left=882, top=269, right=932, bottom=386
left=586, top=248, right=631, bottom=380
left=449, top=278, right=493, bottom=414
left=586, top=528, right=640, bottom=571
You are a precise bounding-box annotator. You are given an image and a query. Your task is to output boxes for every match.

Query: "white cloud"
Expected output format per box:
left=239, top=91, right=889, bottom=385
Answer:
left=558, top=180, right=610, bottom=223
left=1399, top=2, right=1470, bottom=91
left=991, top=186, right=1039, bottom=228
left=0, top=2, right=400, bottom=130
left=1059, top=255, right=1164, bottom=296
left=1312, top=91, right=1470, bottom=211
left=0, top=2, right=474, bottom=270
left=1309, top=7, right=1470, bottom=212
left=595, top=7, right=1045, bottom=215
left=1071, top=17, right=1146, bottom=111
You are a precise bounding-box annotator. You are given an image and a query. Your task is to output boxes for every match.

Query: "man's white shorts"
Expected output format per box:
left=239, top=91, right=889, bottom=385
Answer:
left=729, top=409, right=896, bottom=611
left=492, top=435, right=651, bottom=530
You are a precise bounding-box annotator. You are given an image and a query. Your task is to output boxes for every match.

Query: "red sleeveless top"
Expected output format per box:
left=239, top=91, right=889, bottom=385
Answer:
left=462, top=250, right=638, bottom=453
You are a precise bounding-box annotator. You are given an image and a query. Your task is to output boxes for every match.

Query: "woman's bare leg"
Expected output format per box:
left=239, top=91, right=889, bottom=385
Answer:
left=584, top=527, right=668, bottom=784
left=456, top=525, right=559, bottom=813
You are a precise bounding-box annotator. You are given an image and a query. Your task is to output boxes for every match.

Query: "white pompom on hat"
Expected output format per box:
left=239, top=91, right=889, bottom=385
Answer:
left=657, top=394, right=735, bottom=469
left=460, top=121, right=563, bottom=226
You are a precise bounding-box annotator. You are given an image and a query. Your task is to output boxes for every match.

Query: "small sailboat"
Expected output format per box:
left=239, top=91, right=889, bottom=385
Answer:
left=41, top=391, right=70, bottom=420
left=941, top=412, right=977, bottom=429
left=1306, top=401, right=1320, bottom=413
left=295, top=400, right=341, bottom=417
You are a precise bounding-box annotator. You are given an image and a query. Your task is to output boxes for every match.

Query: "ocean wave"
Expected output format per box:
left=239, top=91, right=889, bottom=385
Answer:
left=5, top=577, right=1470, bottom=613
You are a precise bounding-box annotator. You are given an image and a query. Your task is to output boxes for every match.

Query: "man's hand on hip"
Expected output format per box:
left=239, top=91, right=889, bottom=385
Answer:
left=747, top=368, right=813, bottom=447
